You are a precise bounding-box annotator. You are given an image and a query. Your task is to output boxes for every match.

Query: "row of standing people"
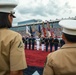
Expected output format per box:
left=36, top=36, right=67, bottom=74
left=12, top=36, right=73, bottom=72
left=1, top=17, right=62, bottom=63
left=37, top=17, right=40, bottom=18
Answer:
left=22, top=35, right=65, bottom=52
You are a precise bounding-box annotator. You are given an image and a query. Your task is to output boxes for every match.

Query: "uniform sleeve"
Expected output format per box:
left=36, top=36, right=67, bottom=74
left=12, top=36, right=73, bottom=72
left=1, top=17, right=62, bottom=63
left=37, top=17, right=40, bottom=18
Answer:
left=10, top=34, right=27, bottom=71
left=43, top=54, right=54, bottom=75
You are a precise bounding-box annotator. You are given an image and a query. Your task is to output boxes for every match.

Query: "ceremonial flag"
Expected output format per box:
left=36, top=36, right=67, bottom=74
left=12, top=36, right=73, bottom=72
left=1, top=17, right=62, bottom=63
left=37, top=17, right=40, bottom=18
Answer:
left=46, top=21, right=51, bottom=31
left=32, top=25, right=35, bottom=32
left=51, top=31, right=55, bottom=38
left=30, top=26, right=32, bottom=34
left=32, top=24, right=36, bottom=36
left=38, top=25, right=41, bottom=33
left=42, top=22, right=46, bottom=37
left=26, top=26, right=31, bottom=36
left=46, top=21, right=52, bottom=37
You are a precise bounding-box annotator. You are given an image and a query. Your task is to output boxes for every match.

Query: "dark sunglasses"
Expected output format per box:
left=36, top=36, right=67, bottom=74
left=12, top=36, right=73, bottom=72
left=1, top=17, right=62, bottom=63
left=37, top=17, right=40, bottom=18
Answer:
left=10, top=14, right=16, bottom=18
left=10, top=12, right=16, bottom=18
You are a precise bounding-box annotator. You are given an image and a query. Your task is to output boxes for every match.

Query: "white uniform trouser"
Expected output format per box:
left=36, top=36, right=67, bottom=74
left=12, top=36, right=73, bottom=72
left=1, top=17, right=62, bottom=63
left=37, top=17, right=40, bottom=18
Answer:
left=41, top=44, right=45, bottom=51
left=36, top=42, right=40, bottom=50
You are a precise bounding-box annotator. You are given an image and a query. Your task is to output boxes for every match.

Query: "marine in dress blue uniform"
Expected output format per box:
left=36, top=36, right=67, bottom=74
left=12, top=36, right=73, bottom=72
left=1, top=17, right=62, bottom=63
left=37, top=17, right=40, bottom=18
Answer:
left=31, top=35, right=35, bottom=50
left=53, top=36, right=59, bottom=51
left=45, top=36, right=49, bottom=52
left=49, top=36, right=54, bottom=52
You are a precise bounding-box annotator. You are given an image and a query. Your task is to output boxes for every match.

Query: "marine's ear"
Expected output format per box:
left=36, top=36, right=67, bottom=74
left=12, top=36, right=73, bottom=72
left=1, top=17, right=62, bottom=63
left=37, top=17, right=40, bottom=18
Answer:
left=62, top=33, right=66, bottom=43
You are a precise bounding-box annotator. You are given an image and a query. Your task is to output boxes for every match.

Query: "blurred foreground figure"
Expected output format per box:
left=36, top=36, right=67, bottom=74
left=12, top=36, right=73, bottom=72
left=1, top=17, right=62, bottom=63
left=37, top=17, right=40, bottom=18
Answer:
left=43, top=20, right=76, bottom=75
left=0, top=1, right=27, bottom=75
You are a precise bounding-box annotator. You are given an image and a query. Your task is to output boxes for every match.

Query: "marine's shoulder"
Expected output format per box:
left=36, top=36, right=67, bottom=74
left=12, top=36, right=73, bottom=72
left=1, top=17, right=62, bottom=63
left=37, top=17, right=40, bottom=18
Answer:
left=8, top=29, right=21, bottom=36
left=6, top=29, right=22, bottom=40
left=47, top=49, right=66, bottom=67
left=48, top=49, right=63, bottom=57
left=47, top=49, right=64, bottom=62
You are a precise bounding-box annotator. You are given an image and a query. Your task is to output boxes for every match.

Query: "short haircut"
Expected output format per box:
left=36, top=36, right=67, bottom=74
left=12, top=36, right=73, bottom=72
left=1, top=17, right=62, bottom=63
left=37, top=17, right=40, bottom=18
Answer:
left=63, top=33, right=76, bottom=43
left=0, top=12, right=11, bottom=28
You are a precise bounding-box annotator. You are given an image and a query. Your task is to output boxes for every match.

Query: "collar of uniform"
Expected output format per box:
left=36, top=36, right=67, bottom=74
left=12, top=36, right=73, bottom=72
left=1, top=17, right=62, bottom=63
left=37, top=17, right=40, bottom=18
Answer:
left=61, top=43, right=76, bottom=49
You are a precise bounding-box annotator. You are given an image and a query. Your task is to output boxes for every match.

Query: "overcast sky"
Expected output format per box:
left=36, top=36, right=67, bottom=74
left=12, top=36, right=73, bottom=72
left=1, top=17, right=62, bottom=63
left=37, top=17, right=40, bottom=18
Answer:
left=1, top=0, right=76, bottom=26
